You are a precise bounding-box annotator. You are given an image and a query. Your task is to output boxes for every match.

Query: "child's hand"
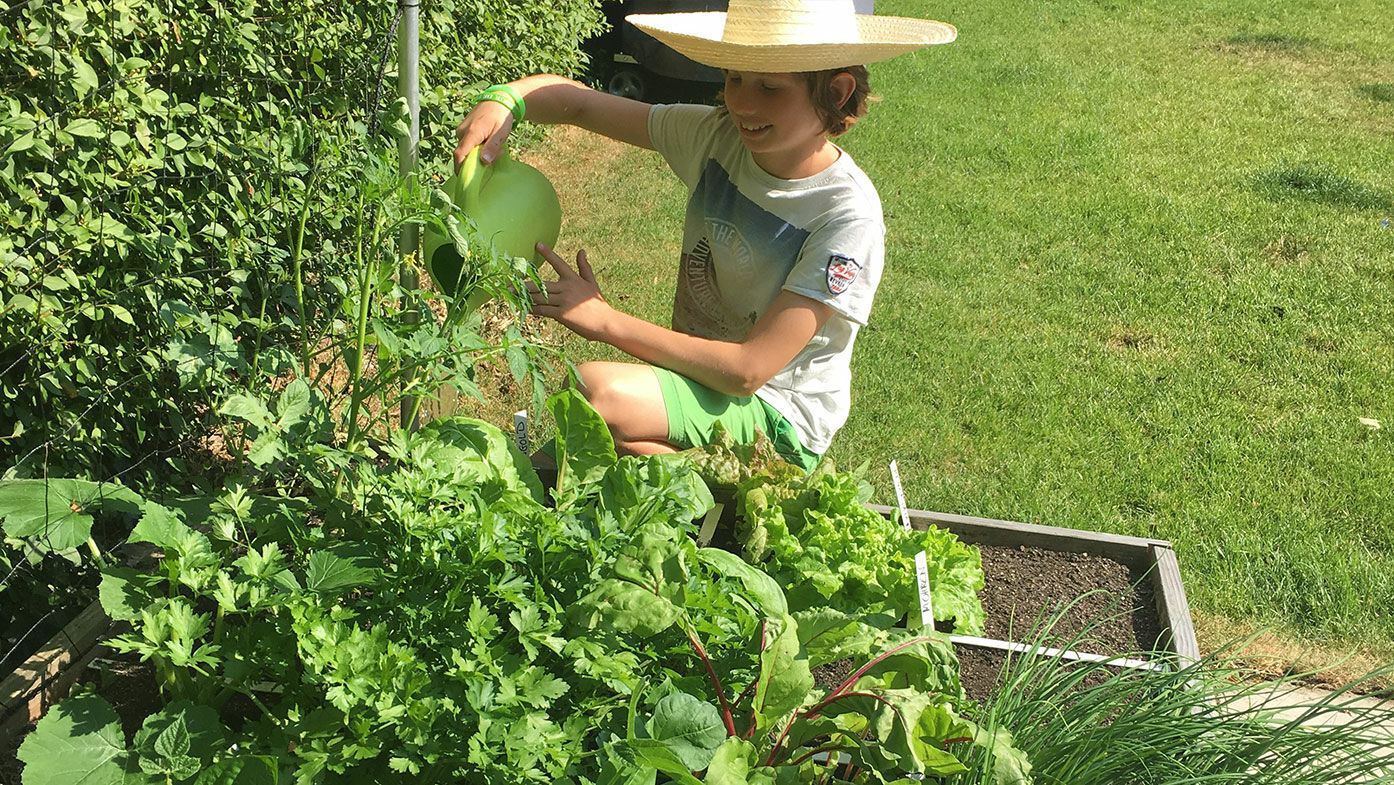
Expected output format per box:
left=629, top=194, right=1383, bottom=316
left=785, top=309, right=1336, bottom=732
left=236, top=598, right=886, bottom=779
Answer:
left=453, top=99, right=514, bottom=170
left=527, top=243, right=613, bottom=342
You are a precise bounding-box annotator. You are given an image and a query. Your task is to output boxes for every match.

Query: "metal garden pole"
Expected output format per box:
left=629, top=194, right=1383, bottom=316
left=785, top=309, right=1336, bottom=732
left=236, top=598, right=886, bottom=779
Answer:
left=397, top=0, right=421, bottom=431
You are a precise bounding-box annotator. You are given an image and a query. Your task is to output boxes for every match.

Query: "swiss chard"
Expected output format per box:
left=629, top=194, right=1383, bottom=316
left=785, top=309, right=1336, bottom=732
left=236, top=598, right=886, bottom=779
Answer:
left=570, top=507, right=1014, bottom=784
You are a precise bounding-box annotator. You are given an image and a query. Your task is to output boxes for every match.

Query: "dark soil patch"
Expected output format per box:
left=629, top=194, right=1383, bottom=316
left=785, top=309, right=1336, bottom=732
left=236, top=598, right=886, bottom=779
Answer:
left=0, top=723, right=23, bottom=785
left=957, top=644, right=1014, bottom=702
left=956, top=644, right=1136, bottom=703
left=957, top=543, right=1167, bottom=703
left=976, top=543, right=1164, bottom=654
left=812, top=658, right=856, bottom=691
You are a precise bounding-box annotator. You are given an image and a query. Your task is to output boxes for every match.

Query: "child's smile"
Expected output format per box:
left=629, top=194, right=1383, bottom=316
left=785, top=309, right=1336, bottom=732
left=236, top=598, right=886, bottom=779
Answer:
left=723, top=70, right=838, bottom=179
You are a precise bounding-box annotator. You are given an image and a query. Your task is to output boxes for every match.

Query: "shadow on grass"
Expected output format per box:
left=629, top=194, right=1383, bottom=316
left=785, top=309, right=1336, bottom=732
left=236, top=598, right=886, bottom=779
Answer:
left=1223, top=31, right=1320, bottom=52
left=1356, top=83, right=1394, bottom=104
left=1250, top=162, right=1393, bottom=211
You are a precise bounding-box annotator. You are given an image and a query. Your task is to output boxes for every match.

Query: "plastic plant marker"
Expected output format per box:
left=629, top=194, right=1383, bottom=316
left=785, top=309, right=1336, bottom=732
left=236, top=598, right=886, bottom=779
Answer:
left=514, top=410, right=530, bottom=453
left=891, top=460, right=934, bottom=628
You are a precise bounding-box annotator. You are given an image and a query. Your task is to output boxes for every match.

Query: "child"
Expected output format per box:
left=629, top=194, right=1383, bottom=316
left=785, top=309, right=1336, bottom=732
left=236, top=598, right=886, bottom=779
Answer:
left=453, top=0, right=955, bottom=471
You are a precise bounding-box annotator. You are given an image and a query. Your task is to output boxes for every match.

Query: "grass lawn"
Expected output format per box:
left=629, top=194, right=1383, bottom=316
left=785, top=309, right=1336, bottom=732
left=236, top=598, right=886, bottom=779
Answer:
left=498, top=0, right=1394, bottom=660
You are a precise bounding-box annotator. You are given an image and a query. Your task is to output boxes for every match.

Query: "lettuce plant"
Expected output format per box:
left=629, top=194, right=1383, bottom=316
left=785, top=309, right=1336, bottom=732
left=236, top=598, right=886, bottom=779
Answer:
left=735, top=463, right=987, bottom=636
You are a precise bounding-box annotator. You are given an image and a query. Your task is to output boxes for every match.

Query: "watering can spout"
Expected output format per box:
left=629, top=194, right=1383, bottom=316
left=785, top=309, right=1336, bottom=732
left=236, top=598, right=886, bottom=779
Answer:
left=422, top=145, right=562, bottom=312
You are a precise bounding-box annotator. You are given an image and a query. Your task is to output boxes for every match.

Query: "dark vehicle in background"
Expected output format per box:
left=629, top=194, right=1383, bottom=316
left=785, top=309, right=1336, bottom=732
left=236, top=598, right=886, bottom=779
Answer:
left=590, top=0, right=874, bottom=103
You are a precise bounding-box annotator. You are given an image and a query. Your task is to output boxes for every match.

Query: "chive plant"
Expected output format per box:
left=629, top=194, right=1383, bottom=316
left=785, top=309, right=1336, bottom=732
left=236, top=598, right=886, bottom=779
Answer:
left=947, top=603, right=1394, bottom=785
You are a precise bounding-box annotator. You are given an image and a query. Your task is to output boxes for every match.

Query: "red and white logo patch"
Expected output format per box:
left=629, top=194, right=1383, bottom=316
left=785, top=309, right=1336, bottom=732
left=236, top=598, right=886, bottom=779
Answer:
left=826, top=254, right=861, bottom=295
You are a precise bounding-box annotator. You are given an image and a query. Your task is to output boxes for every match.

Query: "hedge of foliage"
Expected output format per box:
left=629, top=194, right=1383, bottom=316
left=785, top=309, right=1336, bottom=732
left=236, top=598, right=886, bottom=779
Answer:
left=0, top=0, right=604, bottom=485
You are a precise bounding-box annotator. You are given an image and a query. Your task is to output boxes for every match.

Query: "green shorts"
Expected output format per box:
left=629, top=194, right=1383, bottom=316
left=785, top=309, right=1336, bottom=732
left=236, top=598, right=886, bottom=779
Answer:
left=654, top=367, right=821, bottom=473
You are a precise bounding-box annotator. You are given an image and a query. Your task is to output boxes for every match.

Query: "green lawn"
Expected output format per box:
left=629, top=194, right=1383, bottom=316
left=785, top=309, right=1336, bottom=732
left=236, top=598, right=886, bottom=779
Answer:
left=513, top=0, right=1394, bottom=655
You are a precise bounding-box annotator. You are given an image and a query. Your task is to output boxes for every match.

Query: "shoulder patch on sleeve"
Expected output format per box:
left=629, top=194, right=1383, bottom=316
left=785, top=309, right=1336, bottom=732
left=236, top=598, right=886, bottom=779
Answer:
left=826, top=254, right=861, bottom=295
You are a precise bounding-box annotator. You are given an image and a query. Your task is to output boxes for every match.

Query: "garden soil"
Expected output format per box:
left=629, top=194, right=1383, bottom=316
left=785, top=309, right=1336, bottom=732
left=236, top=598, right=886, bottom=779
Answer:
left=958, top=543, right=1164, bottom=701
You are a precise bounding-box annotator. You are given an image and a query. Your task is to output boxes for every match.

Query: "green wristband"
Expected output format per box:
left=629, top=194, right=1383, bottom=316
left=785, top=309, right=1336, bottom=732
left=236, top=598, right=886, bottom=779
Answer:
left=473, top=84, right=526, bottom=122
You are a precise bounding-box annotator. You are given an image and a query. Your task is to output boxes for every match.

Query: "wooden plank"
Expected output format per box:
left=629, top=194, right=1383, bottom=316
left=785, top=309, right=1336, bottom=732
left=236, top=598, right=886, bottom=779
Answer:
left=1151, top=544, right=1200, bottom=666
left=0, top=601, right=110, bottom=728
left=951, top=634, right=1169, bottom=673
left=868, top=503, right=1169, bottom=569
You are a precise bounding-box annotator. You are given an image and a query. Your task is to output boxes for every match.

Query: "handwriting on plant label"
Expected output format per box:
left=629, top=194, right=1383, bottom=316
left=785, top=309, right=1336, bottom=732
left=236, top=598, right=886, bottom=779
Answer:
left=513, top=410, right=530, bottom=454
left=915, top=550, right=934, bottom=627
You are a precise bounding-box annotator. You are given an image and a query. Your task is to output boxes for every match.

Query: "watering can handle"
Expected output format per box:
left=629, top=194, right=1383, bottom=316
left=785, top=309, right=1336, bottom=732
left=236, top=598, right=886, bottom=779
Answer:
left=456, top=145, right=508, bottom=216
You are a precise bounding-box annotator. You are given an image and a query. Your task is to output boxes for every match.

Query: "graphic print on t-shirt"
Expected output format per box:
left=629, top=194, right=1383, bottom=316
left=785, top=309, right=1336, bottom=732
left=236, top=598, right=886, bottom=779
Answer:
left=673, top=160, right=810, bottom=341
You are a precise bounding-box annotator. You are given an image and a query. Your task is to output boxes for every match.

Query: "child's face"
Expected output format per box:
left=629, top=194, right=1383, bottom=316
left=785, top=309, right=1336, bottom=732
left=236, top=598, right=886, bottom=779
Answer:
left=722, top=71, right=829, bottom=175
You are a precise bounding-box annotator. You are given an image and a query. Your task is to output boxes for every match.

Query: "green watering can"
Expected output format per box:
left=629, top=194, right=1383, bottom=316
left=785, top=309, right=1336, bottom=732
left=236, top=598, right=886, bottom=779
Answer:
left=423, top=145, right=562, bottom=310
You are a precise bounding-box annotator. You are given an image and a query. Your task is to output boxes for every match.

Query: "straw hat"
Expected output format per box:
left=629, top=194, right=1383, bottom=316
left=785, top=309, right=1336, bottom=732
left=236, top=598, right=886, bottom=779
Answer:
left=626, top=0, right=957, bottom=73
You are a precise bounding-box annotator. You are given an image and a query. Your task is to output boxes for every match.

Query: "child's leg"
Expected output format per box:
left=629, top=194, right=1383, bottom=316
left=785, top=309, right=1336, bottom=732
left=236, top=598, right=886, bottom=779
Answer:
left=576, top=360, right=679, bottom=456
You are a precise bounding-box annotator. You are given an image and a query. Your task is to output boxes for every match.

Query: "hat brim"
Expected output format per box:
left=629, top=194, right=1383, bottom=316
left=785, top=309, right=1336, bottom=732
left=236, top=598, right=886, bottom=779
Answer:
left=627, top=12, right=957, bottom=72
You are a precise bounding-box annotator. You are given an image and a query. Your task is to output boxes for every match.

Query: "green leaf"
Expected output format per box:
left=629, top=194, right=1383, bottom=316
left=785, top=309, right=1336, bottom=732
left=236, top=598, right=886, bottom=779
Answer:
left=695, top=547, right=788, bottom=617
left=548, top=389, right=616, bottom=499
left=134, top=702, right=227, bottom=779
left=305, top=544, right=379, bottom=593
left=99, top=567, right=152, bottom=621
left=753, top=616, right=813, bottom=730
left=219, top=394, right=273, bottom=426
left=64, top=119, right=102, bottom=138
left=969, top=724, right=1033, bottom=785
left=70, top=53, right=99, bottom=97
left=128, top=503, right=191, bottom=551
left=647, top=692, right=728, bottom=772
left=792, top=608, right=880, bottom=668
left=16, top=695, right=129, bottom=785
left=612, top=739, right=704, bottom=785
left=57, top=4, right=86, bottom=31
left=575, top=578, right=682, bottom=637
left=104, top=304, right=135, bottom=325
left=415, top=416, right=544, bottom=501
left=817, top=688, right=970, bottom=775
left=705, top=737, right=758, bottom=785
left=275, top=379, right=312, bottom=429
left=193, top=755, right=278, bottom=785
left=5, top=131, right=35, bottom=154
left=244, top=432, right=284, bottom=467
left=0, top=479, right=140, bottom=553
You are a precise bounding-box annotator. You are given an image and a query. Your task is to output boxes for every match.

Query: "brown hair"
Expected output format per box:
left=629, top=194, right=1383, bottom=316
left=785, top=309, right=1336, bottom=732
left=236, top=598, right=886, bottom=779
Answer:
left=715, top=67, right=875, bottom=137
left=802, top=66, right=873, bottom=137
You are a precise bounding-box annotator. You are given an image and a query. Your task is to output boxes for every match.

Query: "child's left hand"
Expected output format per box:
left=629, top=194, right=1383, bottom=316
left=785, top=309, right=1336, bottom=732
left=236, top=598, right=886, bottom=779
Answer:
left=527, top=243, right=613, bottom=342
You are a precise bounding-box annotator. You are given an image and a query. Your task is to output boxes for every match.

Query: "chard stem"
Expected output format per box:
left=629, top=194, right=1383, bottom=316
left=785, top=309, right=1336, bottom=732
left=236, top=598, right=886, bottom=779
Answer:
left=826, top=636, right=934, bottom=701
left=687, top=629, right=738, bottom=737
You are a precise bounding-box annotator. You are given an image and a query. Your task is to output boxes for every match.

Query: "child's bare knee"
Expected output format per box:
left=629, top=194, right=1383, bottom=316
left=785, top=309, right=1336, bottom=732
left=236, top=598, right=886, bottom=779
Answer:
left=574, top=362, right=626, bottom=420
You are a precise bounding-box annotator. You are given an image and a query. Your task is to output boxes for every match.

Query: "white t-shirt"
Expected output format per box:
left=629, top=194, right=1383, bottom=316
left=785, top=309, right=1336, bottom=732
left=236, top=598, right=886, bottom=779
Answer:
left=648, top=103, right=886, bottom=454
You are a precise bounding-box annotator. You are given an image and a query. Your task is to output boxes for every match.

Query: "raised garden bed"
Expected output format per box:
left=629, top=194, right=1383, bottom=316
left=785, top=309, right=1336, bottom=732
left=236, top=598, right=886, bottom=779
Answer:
left=0, top=600, right=111, bottom=785
left=865, top=505, right=1199, bottom=701
left=1, top=486, right=1199, bottom=783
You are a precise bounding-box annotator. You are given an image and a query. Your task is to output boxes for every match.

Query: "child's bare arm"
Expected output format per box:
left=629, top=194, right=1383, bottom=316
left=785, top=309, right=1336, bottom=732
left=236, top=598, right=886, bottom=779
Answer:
left=453, top=74, right=652, bottom=170
left=529, top=244, right=833, bottom=397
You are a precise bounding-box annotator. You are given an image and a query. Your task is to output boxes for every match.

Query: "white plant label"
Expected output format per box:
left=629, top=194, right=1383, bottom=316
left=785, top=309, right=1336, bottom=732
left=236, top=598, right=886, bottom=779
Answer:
left=890, top=460, right=912, bottom=532
left=914, top=550, right=934, bottom=628
left=890, top=461, right=934, bottom=628
left=513, top=410, right=530, bottom=454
